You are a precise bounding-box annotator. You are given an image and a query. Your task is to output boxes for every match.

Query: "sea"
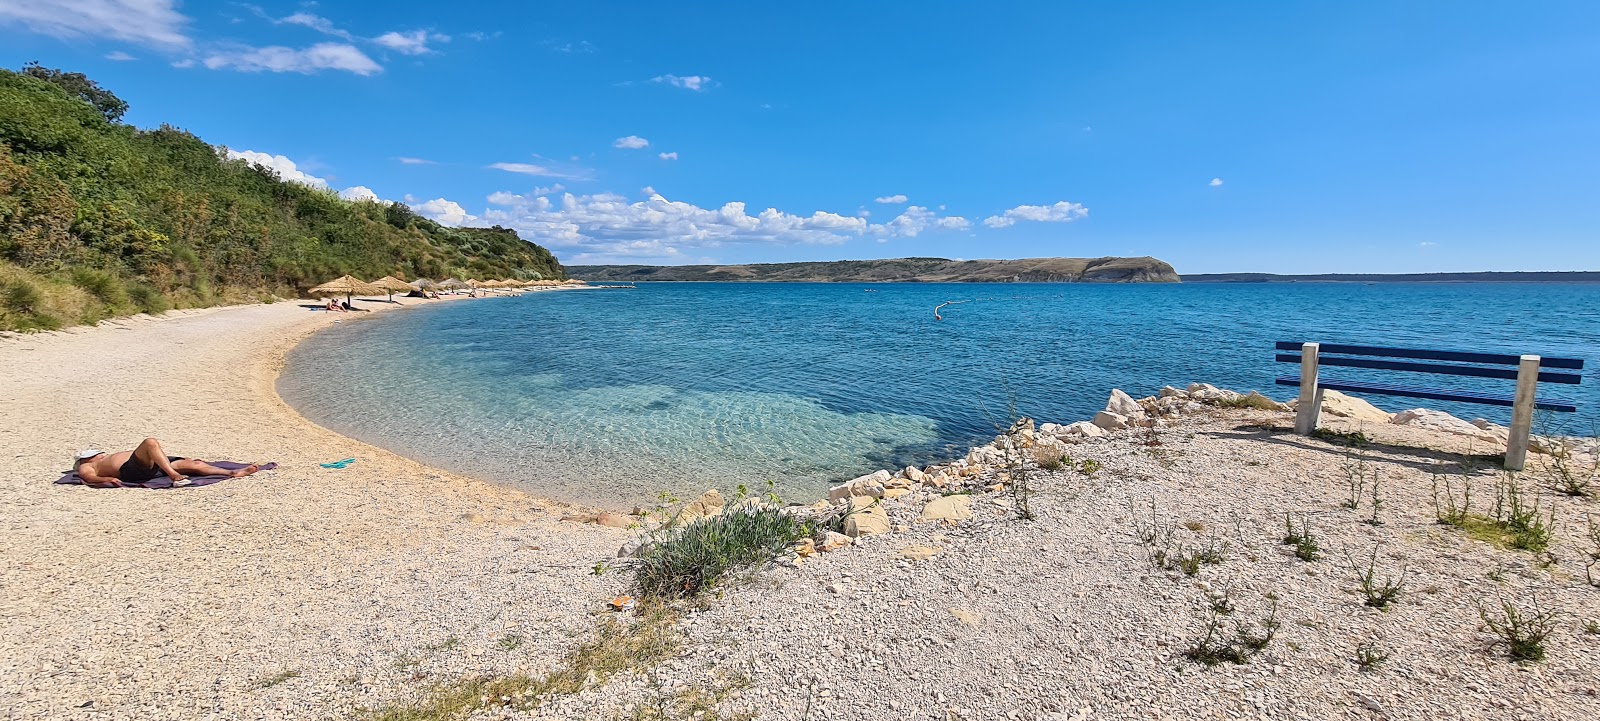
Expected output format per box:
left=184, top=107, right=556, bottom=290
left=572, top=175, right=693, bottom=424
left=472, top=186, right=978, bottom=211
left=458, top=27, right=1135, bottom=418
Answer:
left=277, top=282, right=1600, bottom=507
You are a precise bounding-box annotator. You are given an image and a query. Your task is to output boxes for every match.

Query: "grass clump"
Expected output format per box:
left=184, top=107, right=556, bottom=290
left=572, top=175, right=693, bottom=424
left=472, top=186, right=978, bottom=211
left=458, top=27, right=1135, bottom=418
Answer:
left=1543, top=437, right=1596, bottom=498
left=1215, top=393, right=1283, bottom=411
left=1132, top=500, right=1228, bottom=577
left=1315, top=427, right=1371, bottom=448
left=1354, top=642, right=1389, bottom=672
left=1493, top=474, right=1556, bottom=552
left=1346, top=547, right=1407, bottom=610
left=1478, top=598, right=1559, bottom=663
left=368, top=605, right=681, bottom=721
left=630, top=505, right=817, bottom=599
left=1184, top=598, right=1280, bottom=666
left=1281, top=513, right=1321, bottom=562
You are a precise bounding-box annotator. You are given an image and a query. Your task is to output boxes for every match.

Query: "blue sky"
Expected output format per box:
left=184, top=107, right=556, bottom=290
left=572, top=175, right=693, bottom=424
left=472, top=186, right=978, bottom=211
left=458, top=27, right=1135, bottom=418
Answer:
left=2, top=1, right=1598, bottom=273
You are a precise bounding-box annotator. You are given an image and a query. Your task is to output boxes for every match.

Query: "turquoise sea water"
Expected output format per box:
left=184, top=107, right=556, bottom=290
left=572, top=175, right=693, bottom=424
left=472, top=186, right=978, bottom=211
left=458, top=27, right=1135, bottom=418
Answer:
left=277, top=283, right=1600, bottom=506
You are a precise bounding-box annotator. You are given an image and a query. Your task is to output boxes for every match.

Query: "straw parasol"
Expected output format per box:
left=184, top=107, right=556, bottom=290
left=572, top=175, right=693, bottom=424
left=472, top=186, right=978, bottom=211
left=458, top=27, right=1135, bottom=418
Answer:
left=409, top=278, right=438, bottom=290
left=309, top=275, right=385, bottom=306
left=437, top=278, right=468, bottom=292
left=371, top=276, right=413, bottom=302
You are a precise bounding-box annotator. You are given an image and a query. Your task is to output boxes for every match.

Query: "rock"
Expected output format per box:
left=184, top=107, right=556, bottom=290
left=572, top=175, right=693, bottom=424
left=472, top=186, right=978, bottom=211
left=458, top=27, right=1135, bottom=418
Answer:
left=1240, top=390, right=1290, bottom=411
left=1316, top=389, right=1392, bottom=424
left=1038, top=422, right=1061, bottom=435
left=948, top=607, right=983, bottom=626
left=818, top=531, right=854, bottom=551
left=920, top=495, right=973, bottom=523
left=899, top=545, right=940, bottom=561
left=679, top=489, right=725, bottom=522
left=1063, top=421, right=1105, bottom=438
left=1104, top=389, right=1147, bottom=418
left=828, top=470, right=891, bottom=501
left=1392, top=408, right=1497, bottom=439
left=845, top=512, right=890, bottom=537
left=793, top=538, right=816, bottom=557
left=595, top=512, right=633, bottom=528
left=616, top=539, right=654, bottom=558
left=1092, top=411, right=1129, bottom=431
left=1159, top=385, right=1186, bottom=398
left=826, top=582, right=848, bottom=595
left=904, top=466, right=926, bottom=483
left=883, top=488, right=911, bottom=499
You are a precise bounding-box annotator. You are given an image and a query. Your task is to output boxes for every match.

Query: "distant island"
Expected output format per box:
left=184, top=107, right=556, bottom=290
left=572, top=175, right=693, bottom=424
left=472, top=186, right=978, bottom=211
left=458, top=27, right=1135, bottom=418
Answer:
left=1185, top=271, right=1600, bottom=283
left=567, top=256, right=1181, bottom=283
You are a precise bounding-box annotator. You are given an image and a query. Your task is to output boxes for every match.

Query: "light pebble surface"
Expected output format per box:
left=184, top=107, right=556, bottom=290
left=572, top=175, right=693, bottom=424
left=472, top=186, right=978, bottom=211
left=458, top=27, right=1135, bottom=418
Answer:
left=4, top=302, right=1600, bottom=720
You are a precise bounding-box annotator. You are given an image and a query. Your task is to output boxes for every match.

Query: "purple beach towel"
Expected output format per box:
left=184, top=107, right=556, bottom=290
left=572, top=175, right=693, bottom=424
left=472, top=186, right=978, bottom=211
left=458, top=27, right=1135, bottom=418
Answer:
left=55, top=461, right=278, bottom=489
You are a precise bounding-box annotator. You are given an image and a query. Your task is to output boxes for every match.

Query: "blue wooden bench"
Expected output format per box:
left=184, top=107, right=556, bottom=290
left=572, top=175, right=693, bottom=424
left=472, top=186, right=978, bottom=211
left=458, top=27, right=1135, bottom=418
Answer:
left=1273, top=342, right=1584, bottom=470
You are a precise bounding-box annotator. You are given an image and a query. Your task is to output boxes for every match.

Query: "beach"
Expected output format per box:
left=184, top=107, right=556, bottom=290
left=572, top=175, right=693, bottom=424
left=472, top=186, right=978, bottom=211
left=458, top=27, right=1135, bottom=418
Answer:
left=4, top=298, right=1600, bottom=721
left=0, top=296, right=632, bottom=719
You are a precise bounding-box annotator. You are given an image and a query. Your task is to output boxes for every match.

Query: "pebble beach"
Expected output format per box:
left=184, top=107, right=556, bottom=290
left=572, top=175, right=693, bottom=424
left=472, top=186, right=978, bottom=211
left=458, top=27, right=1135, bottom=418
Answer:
left=3, top=299, right=1598, bottom=720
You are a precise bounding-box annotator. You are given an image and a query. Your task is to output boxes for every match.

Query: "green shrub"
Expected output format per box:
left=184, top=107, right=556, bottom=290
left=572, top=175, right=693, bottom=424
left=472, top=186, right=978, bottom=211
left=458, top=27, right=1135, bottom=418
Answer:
left=630, top=506, right=817, bottom=599
left=70, top=266, right=130, bottom=310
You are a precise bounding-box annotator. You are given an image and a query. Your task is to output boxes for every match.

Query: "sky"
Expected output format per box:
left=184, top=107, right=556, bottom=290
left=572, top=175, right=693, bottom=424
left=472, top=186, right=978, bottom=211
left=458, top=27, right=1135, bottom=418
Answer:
left=2, top=1, right=1598, bottom=273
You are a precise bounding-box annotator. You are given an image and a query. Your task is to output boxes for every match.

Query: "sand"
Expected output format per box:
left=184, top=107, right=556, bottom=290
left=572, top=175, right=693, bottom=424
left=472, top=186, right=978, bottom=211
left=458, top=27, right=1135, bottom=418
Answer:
left=0, top=297, right=629, bottom=720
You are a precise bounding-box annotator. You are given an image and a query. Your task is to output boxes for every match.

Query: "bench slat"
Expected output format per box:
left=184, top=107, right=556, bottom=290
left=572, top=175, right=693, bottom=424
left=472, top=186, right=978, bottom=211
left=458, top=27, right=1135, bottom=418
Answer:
left=1274, top=353, right=1584, bottom=385
left=1273, top=341, right=1584, bottom=370
left=1274, top=377, right=1577, bottom=412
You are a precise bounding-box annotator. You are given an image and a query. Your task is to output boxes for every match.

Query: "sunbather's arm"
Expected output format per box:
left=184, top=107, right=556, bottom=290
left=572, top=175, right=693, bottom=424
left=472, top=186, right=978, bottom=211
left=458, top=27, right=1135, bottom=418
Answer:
left=78, top=470, right=122, bottom=488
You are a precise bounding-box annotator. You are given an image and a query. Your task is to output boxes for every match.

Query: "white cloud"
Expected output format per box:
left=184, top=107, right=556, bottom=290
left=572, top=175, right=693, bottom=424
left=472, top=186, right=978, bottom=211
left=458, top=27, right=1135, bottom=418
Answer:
left=374, top=30, right=445, bottom=55
left=170, top=58, right=194, bottom=68
left=0, top=0, right=191, bottom=48
left=936, top=216, right=973, bottom=230
left=105, top=50, right=137, bottom=61
left=225, top=149, right=328, bottom=188
left=339, top=185, right=380, bottom=202
left=395, top=156, right=435, bottom=165
left=982, top=201, right=1089, bottom=228
left=488, top=162, right=591, bottom=180
left=875, top=206, right=969, bottom=238
left=658, top=151, right=678, bottom=161
left=204, top=43, right=382, bottom=75
left=277, top=11, right=353, bottom=40
left=545, top=39, right=595, bottom=53
left=1209, top=178, right=1224, bottom=187
left=1419, top=241, right=1439, bottom=248
left=411, top=198, right=477, bottom=227
left=613, top=135, right=650, bottom=149
left=534, top=184, right=566, bottom=196
left=874, top=194, right=908, bottom=204
left=640, top=186, right=656, bottom=196
left=652, top=74, right=714, bottom=91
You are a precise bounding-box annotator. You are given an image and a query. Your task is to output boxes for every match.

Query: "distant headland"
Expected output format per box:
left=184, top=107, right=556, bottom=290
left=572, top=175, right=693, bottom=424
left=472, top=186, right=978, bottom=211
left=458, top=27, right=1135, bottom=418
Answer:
left=566, top=256, right=1181, bottom=283
left=1185, top=271, right=1600, bottom=283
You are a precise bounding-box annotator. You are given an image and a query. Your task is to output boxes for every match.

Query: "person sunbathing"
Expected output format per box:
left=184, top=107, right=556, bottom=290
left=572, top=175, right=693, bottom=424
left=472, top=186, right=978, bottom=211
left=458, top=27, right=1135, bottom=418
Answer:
left=324, top=298, right=347, bottom=312
left=73, top=438, right=260, bottom=488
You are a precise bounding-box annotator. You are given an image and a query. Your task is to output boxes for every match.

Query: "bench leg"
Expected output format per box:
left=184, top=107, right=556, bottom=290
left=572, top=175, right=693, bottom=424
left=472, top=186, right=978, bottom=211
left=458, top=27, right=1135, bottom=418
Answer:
left=1294, top=342, right=1321, bottom=435
left=1505, top=354, right=1540, bottom=471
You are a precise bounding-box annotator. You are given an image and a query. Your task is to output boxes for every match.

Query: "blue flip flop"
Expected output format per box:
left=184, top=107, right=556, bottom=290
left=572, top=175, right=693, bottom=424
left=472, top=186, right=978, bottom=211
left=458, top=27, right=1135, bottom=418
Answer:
left=319, top=458, right=357, bottom=469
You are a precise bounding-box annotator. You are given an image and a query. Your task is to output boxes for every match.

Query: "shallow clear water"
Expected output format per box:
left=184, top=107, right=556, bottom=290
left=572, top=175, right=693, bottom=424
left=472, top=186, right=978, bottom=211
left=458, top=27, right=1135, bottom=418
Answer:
left=277, top=283, right=1600, bottom=506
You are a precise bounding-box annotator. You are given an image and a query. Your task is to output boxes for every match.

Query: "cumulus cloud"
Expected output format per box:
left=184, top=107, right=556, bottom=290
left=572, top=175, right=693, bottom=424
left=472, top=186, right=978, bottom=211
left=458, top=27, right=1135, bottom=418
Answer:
left=339, top=185, right=380, bottom=202
left=204, top=43, right=382, bottom=75
left=652, top=74, right=714, bottom=91
left=395, top=156, right=435, bottom=165
left=411, top=198, right=477, bottom=227
left=874, top=206, right=970, bottom=238
left=658, top=151, right=678, bottom=160
left=1209, top=178, right=1224, bottom=187
left=640, top=186, right=656, bottom=196
left=374, top=30, right=446, bottom=55
left=276, top=11, right=353, bottom=40
left=225, top=149, right=328, bottom=188
left=613, top=135, right=649, bottom=149
left=874, top=194, right=908, bottom=204
left=982, top=201, right=1089, bottom=228
left=0, top=0, right=191, bottom=48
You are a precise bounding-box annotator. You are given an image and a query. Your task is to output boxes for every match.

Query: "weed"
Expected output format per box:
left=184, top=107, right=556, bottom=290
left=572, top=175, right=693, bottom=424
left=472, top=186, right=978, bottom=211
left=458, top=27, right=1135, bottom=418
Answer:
left=1431, top=470, right=1473, bottom=527
left=1493, top=474, right=1556, bottom=552
left=1478, top=598, right=1559, bottom=662
left=1544, top=437, right=1596, bottom=498
left=1346, top=547, right=1407, bottom=610
left=628, top=671, right=756, bottom=721
left=1207, top=589, right=1235, bottom=615
left=1584, top=515, right=1600, bottom=588
left=1315, top=427, right=1371, bottom=448
left=1216, top=393, right=1284, bottom=411
left=251, top=668, right=301, bottom=690
left=1131, top=500, right=1228, bottom=576
left=1080, top=458, right=1101, bottom=475
left=1031, top=445, right=1065, bottom=471
left=1281, top=513, right=1321, bottom=562
left=1005, top=420, right=1037, bottom=520
left=497, top=635, right=523, bottom=651
left=1354, top=642, right=1389, bottom=672
left=1342, top=455, right=1369, bottom=510
left=1184, top=598, right=1280, bottom=666
left=1183, top=520, right=1208, bottom=533
left=629, top=505, right=816, bottom=599
left=1583, top=619, right=1600, bottom=635
left=1488, top=564, right=1508, bottom=583
left=422, top=636, right=460, bottom=653
left=1363, top=471, right=1386, bottom=526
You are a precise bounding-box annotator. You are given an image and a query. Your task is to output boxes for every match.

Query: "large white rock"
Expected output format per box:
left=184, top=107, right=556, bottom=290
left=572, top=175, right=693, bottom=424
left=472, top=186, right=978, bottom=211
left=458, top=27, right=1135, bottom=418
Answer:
left=1394, top=408, right=1505, bottom=442
left=920, top=494, right=972, bottom=522
left=1314, top=389, right=1393, bottom=424
left=827, top=469, right=891, bottom=501
left=1064, top=421, right=1106, bottom=438
left=1159, top=385, right=1187, bottom=399
left=1092, top=411, right=1129, bottom=431
left=1105, top=389, right=1147, bottom=418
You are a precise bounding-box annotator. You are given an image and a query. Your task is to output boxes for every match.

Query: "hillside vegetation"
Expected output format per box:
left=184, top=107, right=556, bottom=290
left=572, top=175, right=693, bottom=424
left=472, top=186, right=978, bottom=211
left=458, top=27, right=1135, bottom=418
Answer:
left=568, top=256, right=1181, bottom=283
left=0, top=64, right=562, bottom=331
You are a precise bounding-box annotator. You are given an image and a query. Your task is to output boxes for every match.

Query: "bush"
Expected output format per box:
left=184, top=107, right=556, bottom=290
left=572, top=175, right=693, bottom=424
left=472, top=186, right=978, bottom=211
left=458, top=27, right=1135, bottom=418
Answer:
left=629, top=506, right=817, bottom=599
left=70, top=266, right=130, bottom=310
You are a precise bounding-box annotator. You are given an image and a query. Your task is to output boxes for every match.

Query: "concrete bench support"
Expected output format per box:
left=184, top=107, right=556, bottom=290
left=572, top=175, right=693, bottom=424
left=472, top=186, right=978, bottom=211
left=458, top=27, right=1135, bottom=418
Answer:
left=1505, top=354, right=1540, bottom=471
left=1293, top=342, right=1321, bottom=435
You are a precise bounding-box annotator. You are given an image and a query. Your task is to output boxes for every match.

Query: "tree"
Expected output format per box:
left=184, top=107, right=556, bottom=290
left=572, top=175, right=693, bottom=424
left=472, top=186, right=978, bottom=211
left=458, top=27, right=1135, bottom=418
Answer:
left=22, top=62, right=128, bottom=122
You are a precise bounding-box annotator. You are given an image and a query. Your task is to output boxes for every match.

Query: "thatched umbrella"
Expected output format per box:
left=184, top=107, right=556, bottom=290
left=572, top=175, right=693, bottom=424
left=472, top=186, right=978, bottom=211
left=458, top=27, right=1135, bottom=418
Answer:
left=309, top=275, right=385, bottom=306
left=409, top=278, right=438, bottom=290
left=371, top=276, right=413, bottom=301
left=438, top=278, right=467, bottom=290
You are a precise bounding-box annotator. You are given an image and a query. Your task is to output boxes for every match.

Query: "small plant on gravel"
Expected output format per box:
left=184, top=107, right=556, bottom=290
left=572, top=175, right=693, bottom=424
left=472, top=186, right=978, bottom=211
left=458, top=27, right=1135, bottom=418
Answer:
left=1478, top=597, right=1560, bottom=662
left=1080, top=458, right=1101, bottom=475
left=1583, top=619, right=1600, bottom=635
left=630, top=506, right=818, bottom=599
left=251, top=668, right=300, bottom=690
left=1347, top=547, right=1408, bottom=610
left=1183, top=598, right=1280, bottom=666
left=1432, top=469, right=1474, bottom=527
left=1543, top=436, right=1597, bottom=498
left=1208, top=589, right=1235, bottom=615
left=1315, top=427, right=1371, bottom=448
left=1493, top=474, right=1556, bottom=552
left=1353, top=642, right=1389, bottom=672
left=1342, top=455, right=1369, bottom=510
left=1032, top=445, right=1066, bottom=471
left=1583, top=515, right=1600, bottom=587
left=1132, top=500, right=1227, bottom=576
left=1363, top=471, right=1386, bottom=526
left=1281, top=513, right=1322, bottom=562
left=497, top=635, right=523, bottom=651
left=1174, top=538, right=1229, bottom=576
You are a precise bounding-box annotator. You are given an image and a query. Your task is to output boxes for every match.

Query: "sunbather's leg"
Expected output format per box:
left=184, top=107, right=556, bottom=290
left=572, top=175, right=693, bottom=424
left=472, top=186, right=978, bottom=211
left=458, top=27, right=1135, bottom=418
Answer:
left=129, top=438, right=185, bottom=482
left=173, top=459, right=261, bottom=478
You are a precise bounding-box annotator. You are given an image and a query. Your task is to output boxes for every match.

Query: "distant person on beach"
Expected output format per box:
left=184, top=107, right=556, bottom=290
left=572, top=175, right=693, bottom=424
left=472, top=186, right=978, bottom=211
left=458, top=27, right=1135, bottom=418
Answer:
left=324, top=298, right=346, bottom=313
left=73, top=439, right=261, bottom=488
left=340, top=300, right=369, bottom=312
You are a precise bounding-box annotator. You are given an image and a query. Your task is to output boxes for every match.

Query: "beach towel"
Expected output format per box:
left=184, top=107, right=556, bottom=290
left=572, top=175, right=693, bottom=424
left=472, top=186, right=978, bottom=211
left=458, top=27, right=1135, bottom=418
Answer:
left=54, top=461, right=277, bottom=489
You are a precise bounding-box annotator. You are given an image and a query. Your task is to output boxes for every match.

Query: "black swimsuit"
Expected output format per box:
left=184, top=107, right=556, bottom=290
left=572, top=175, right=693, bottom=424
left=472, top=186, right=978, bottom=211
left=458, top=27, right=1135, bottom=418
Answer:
left=118, top=455, right=185, bottom=482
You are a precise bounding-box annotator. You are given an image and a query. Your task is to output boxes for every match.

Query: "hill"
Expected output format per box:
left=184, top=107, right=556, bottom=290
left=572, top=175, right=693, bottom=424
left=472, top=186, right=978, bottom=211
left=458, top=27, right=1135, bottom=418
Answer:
left=0, top=64, right=563, bottom=331
left=568, top=256, right=1180, bottom=283
left=1184, top=271, right=1600, bottom=283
